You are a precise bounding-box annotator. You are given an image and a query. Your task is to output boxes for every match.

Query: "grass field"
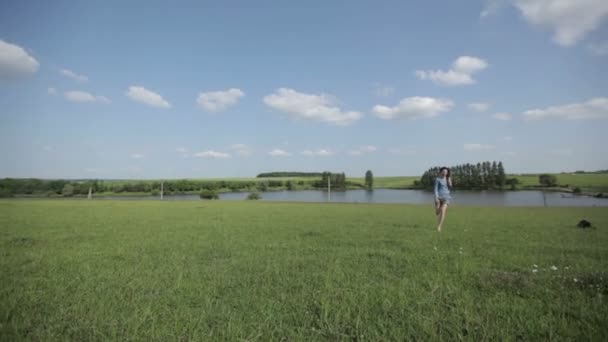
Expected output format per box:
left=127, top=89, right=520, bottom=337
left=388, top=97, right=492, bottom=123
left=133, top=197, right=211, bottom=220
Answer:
left=513, top=174, right=608, bottom=192
left=1, top=200, right=607, bottom=340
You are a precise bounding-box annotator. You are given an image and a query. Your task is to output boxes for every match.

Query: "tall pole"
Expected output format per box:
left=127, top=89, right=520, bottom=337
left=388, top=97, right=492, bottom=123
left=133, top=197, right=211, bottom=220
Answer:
left=87, top=186, right=92, bottom=200
left=161, top=181, right=164, bottom=201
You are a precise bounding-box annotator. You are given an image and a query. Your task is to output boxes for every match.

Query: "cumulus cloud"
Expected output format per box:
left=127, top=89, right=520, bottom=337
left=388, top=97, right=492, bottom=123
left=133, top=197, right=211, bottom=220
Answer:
left=468, top=102, right=491, bottom=112
left=197, top=88, right=244, bottom=112
left=372, top=96, right=454, bottom=120
left=493, top=112, right=513, bottom=120
left=512, top=0, right=608, bottom=46
left=416, top=56, right=488, bottom=86
left=523, top=97, right=608, bottom=120
left=64, top=90, right=110, bottom=103
left=301, top=149, right=333, bottom=157
left=464, top=143, right=496, bottom=151
left=0, top=40, right=40, bottom=80
left=126, top=86, right=171, bottom=108
left=348, top=145, right=378, bottom=155
left=59, top=69, right=88, bottom=82
left=193, top=150, right=231, bottom=159
left=263, top=88, right=362, bottom=126
left=268, top=149, right=292, bottom=157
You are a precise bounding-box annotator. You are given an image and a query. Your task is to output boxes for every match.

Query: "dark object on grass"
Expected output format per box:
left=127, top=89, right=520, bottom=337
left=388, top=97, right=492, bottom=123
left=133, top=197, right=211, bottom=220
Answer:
left=577, top=220, right=592, bottom=228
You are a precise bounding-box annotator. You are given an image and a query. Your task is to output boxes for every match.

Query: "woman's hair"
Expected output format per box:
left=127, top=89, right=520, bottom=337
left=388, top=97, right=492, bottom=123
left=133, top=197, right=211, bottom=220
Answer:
left=439, top=166, right=451, bottom=178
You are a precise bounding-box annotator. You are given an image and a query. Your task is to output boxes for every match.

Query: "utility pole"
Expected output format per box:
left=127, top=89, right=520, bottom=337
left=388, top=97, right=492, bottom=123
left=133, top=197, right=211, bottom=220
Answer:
left=161, top=181, right=164, bottom=201
left=87, top=186, right=92, bottom=200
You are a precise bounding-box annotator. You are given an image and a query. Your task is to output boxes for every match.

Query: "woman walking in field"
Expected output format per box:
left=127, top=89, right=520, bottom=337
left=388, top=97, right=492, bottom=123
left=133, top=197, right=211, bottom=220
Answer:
left=434, top=167, right=452, bottom=232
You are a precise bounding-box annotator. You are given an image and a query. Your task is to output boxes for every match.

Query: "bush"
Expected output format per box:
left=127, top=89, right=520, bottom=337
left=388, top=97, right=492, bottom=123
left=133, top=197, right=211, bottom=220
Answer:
left=151, top=189, right=160, bottom=196
left=573, top=187, right=581, bottom=194
left=199, top=189, right=219, bottom=200
left=247, top=191, right=261, bottom=200
left=538, top=174, right=558, bottom=187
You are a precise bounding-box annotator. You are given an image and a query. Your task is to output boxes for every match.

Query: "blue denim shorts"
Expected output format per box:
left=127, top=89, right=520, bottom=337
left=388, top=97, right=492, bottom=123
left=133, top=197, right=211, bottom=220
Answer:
left=437, top=195, right=451, bottom=205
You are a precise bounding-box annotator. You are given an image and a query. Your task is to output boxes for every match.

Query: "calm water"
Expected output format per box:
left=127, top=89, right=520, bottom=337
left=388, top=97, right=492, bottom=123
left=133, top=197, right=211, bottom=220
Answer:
left=100, top=189, right=608, bottom=207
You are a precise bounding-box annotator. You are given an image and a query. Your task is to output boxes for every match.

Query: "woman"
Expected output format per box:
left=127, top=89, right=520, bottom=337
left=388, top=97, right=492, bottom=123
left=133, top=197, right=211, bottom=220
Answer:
left=434, top=167, right=452, bottom=232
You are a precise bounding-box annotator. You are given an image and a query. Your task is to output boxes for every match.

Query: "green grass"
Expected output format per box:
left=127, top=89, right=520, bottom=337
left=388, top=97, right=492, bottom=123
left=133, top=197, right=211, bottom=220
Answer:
left=512, top=173, right=608, bottom=192
left=348, top=176, right=418, bottom=189
left=1, top=200, right=607, bottom=340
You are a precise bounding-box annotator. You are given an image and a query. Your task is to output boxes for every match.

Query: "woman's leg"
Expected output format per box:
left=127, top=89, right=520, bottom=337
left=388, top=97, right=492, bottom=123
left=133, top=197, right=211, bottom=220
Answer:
left=437, top=203, right=448, bottom=231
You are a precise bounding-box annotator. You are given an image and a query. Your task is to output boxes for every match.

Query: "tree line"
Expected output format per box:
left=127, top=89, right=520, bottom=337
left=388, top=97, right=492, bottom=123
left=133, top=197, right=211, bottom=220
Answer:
left=415, top=161, right=515, bottom=190
left=0, top=172, right=355, bottom=197
left=256, top=172, right=323, bottom=178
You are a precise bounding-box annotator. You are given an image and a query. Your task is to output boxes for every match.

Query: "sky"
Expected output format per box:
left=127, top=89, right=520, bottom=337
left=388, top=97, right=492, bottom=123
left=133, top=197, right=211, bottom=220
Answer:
left=1, top=0, right=607, bottom=179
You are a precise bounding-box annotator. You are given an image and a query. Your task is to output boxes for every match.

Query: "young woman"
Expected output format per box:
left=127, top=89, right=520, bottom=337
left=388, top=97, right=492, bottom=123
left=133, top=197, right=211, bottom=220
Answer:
left=434, top=167, right=452, bottom=232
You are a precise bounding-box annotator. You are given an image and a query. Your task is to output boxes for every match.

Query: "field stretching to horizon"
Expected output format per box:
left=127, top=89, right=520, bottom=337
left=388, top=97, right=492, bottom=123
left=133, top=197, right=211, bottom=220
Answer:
left=1, top=200, right=607, bottom=340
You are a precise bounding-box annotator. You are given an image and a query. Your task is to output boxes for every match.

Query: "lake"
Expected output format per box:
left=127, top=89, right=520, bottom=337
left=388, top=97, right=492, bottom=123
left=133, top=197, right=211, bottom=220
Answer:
left=100, top=189, right=608, bottom=207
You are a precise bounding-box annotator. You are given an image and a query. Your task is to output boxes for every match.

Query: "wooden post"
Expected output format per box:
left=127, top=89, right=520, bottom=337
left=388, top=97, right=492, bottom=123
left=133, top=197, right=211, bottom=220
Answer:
left=87, top=187, right=92, bottom=200
left=161, top=181, right=164, bottom=200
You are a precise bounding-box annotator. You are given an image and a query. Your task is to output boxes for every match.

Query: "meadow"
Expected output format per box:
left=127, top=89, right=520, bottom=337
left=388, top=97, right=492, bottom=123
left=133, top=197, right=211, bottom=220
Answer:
left=1, top=200, right=607, bottom=341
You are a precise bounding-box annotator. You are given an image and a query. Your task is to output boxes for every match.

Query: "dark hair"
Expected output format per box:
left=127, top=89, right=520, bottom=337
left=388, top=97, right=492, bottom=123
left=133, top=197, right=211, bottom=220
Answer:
left=439, top=167, right=451, bottom=178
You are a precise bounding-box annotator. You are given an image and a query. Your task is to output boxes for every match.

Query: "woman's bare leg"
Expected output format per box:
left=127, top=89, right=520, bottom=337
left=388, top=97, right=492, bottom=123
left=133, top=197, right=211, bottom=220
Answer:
left=437, top=203, right=448, bottom=232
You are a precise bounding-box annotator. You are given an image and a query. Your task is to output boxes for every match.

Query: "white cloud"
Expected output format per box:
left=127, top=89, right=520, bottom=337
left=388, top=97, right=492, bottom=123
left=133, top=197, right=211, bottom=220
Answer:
left=493, top=112, right=513, bottom=120
left=301, top=149, right=333, bottom=157
left=416, top=56, right=488, bottom=86
left=197, top=88, right=244, bottom=112
left=373, top=84, right=395, bottom=97
left=230, top=144, right=252, bottom=156
left=523, top=97, right=608, bottom=120
left=512, top=0, right=608, bottom=47
left=263, top=88, right=362, bottom=126
left=468, top=102, right=491, bottom=112
left=59, top=69, right=88, bottom=82
left=130, top=153, right=144, bottom=159
left=64, top=90, right=110, bottom=103
left=348, top=145, right=378, bottom=155
left=126, top=86, right=171, bottom=108
left=390, top=148, right=417, bottom=155
left=269, top=149, right=292, bottom=157
left=194, top=150, right=231, bottom=159
left=372, top=96, right=454, bottom=120
left=48, top=87, right=57, bottom=95
left=464, top=143, right=496, bottom=151
left=481, top=0, right=508, bottom=17
left=588, top=41, right=608, bottom=56
left=0, top=40, right=39, bottom=80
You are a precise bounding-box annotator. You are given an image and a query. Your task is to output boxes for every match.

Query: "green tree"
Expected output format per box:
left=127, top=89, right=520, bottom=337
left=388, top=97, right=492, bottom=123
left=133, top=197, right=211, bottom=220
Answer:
left=62, top=183, right=74, bottom=197
left=497, top=162, right=506, bottom=189
left=539, top=174, right=558, bottom=187
left=365, top=170, right=374, bottom=190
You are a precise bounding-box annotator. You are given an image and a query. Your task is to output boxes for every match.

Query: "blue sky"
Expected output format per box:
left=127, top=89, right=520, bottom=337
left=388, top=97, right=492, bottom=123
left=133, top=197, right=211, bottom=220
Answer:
left=1, top=0, right=607, bottom=179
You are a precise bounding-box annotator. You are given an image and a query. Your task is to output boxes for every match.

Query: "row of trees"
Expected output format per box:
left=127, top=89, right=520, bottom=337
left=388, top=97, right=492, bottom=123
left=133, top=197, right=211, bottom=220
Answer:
left=0, top=174, right=356, bottom=197
left=416, top=161, right=510, bottom=190
left=256, top=172, right=323, bottom=178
